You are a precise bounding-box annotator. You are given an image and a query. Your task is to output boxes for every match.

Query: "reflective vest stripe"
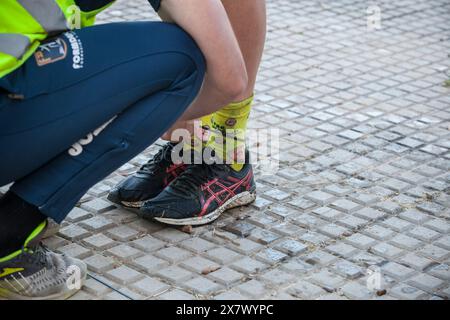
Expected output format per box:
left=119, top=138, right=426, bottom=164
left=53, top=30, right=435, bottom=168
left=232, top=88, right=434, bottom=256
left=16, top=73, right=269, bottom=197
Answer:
left=0, top=34, right=31, bottom=59
left=18, top=0, right=68, bottom=35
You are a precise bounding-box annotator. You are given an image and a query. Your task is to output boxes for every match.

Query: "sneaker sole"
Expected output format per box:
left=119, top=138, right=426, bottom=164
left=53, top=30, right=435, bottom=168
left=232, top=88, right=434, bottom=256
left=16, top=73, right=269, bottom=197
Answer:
left=0, top=277, right=86, bottom=300
left=106, top=193, right=145, bottom=213
left=153, top=190, right=257, bottom=226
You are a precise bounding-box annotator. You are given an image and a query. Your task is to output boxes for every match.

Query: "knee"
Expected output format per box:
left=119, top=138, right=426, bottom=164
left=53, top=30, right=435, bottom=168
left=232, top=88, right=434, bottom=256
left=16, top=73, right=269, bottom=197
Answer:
left=212, top=68, right=248, bottom=103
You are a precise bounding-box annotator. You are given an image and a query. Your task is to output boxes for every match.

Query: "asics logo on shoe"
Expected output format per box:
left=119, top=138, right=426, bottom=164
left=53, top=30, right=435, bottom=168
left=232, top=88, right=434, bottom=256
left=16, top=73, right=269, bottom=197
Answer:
left=0, top=268, right=24, bottom=278
left=163, top=164, right=186, bottom=186
left=199, top=170, right=253, bottom=217
left=68, top=116, right=117, bottom=156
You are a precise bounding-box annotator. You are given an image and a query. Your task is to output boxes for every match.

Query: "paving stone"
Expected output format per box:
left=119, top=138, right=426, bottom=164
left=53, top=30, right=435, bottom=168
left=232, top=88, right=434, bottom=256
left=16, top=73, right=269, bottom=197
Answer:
left=214, top=291, right=247, bottom=300
left=424, top=219, right=450, bottom=234
left=331, top=260, right=364, bottom=279
left=152, top=228, right=192, bottom=243
left=107, top=244, right=143, bottom=260
left=236, top=280, right=267, bottom=299
left=79, top=216, right=115, bottom=232
left=288, top=197, right=316, bottom=210
left=399, top=209, right=431, bottom=223
left=355, top=207, right=387, bottom=220
left=435, top=235, right=450, bottom=251
left=106, top=266, right=144, bottom=285
left=375, top=200, right=402, bottom=214
left=408, top=274, right=445, bottom=293
left=255, top=248, right=289, bottom=265
left=390, top=283, right=428, bottom=300
left=389, top=234, right=423, bottom=250
left=303, top=250, right=339, bottom=266
left=248, top=228, right=281, bottom=245
left=223, top=221, right=257, bottom=237
left=82, top=233, right=116, bottom=250
left=293, top=214, right=328, bottom=230
left=428, top=264, right=450, bottom=281
left=305, top=190, right=336, bottom=205
left=330, top=198, right=361, bottom=213
left=207, top=267, right=244, bottom=286
left=400, top=253, right=434, bottom=271
left=268, top=222, right=306, bottom=239
left=69, top=290, right=95, bottom=300
left=312, top=207, right=344, bottom=221
left=381, top=262, right=416, bottom=280
left=338, top=215, right=368, bottom=229
left=263, top=189, right=291, bottom=201
left=370, top=242, right=404, bottom=259
left=102, top=208, right=138, bottom=224
left=103, top=291, right=130, bottom=300
left=274, top=239, right=308, bottom=256
left=299, top=231, right=330, bottom=246
left=287, top=280, right=326, bottom=299
left=319, top=223, right=350, bottom=238
left=157, top=289, right=196, bottom=300
left=81, top=198, right=115, bottom=213
left=156, top=265, right=194, bottom=283
left=381, top=217, right=413, bottom=232
left=66, top=207, right=93, bottom=223
left=231, top=257, right=268, bottom=274
left=308, top=270, right=345, bottom=292
left=130, top=235, right=166, bottom=253
left=83, top=278, right=111, bottom=297
left=59, top=224, right=90, bottom=241
left=58, top=243, right=92, bottom=259
left=154, top=246, right=193, bottom=263
left=226, top=237, right=263, bottom=254
left=407, top=226, right=441, bottom=242
left=341, top=282, right=372, bottom=300
left=184, top=277, right=223, bottom=295
left=418, top=244, right=450, bottom=261
left=205, top=247, right=242, bottom=264
left=326, top=243, right=359, bottom=258
left=345, top=233, right=377, bottom=250
left=363, top=225, right=395, bottom=241
left=131, top=276, right=170, bottom=297
left=180, top=256, right=220, bottom=274
left=84, top=254, right=115, bottom=273
left=259, top=269, right=297, bottom=286
left=132, top=254, right=169, bottom=273
left=107, top=225, right=141, bottom=241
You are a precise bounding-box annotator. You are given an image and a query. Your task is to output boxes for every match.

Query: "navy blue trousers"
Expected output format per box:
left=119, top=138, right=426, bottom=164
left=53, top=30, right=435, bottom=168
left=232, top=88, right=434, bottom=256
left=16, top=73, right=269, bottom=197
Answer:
left=0, top=22, right=205, bottom=223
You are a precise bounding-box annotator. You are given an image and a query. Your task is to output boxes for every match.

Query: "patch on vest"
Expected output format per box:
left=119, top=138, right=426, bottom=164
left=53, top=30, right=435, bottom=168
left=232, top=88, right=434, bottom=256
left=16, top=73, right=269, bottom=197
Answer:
left=35, top=38, right=68, bottom=66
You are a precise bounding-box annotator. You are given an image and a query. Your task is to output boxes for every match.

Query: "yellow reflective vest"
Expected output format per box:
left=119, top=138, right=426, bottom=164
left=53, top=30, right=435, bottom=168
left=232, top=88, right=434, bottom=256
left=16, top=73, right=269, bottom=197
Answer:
left=0, top=0, right=115, bottom=78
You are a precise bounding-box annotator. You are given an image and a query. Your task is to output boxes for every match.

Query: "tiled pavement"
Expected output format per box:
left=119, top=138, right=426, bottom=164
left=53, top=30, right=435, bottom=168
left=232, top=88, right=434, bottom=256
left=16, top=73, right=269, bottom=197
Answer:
left=4, top=0, right=450, bottom=300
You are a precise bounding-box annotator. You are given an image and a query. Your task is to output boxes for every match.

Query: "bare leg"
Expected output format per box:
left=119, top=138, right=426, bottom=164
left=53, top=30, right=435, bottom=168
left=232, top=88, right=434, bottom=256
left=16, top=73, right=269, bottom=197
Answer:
left=162, top=0, right=267, bottom=140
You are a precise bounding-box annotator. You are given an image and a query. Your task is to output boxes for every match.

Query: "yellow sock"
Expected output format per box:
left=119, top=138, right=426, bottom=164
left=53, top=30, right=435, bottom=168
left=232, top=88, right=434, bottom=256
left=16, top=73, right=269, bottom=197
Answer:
left=207, top=95, right=253, bottom=171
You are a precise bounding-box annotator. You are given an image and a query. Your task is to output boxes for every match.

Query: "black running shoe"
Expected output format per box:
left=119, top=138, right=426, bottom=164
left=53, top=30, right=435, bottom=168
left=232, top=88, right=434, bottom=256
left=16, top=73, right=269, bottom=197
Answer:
left=140, top=156, right=257, bottom=226
left=107, top=142, right=186, bottom=209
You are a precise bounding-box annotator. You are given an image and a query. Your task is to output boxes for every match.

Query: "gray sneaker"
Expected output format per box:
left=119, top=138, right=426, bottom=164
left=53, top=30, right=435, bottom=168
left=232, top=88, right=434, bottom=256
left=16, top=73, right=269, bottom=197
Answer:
left=0, top=222, right=87, bottom=300
left=42, top=219, right=61, bottom=239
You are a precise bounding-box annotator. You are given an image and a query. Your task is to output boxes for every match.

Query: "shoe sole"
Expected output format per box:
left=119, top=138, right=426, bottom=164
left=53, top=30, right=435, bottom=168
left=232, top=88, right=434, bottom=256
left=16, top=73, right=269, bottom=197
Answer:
left=0, top=277, right=86, bottom=300
left=106, top=193, right=144, bottom=214
left=153, top=190, right=257, bottom=226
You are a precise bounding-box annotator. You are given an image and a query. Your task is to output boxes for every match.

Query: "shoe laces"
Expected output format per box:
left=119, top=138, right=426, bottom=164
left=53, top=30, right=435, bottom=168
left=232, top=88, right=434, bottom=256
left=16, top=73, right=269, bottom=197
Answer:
left=25, top=243, right=51, bottom=268
left=169, top=163, right=223, bottom=198
left=139, top=143, right=174, bottom=174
